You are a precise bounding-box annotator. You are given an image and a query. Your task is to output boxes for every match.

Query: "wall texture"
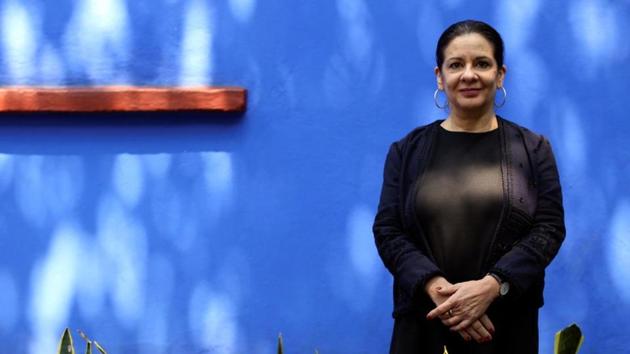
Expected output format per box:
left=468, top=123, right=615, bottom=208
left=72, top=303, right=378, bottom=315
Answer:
left=0, top=0, right=628, bottom=353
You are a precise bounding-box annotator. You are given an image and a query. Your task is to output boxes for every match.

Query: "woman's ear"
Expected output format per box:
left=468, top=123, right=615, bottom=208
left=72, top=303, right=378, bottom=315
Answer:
left=434, top=66, right=444, bottom=90
left=497, top=64, right=507, bottom=87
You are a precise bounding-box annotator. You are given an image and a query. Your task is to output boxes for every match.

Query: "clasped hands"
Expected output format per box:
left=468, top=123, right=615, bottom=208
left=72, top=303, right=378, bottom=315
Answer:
left=424, top=275, right=500, bottom=343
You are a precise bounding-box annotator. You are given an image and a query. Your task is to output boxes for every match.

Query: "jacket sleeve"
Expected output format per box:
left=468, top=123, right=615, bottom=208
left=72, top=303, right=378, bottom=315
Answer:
left=373, top=142, right=443, bottom=299
left=490, top=136, right=565, bottom=297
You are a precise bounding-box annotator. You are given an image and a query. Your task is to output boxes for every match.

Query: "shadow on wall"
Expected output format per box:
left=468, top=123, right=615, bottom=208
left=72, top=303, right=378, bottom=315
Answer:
left=0, top=111, right=245, bottom=154
left=0, top=1, right=250, bottom=352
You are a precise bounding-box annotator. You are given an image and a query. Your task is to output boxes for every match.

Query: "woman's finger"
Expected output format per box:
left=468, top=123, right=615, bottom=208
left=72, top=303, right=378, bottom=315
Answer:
left=440, top=308, right=465, bottom=327
left=471, top=320, right=492, bottom=342
left=450, top=318, right=474, bottom=332
left=458, top=330, right=472, bottom=342
left=426, top=301, right=454, bottom=319
left=441, top=314, right=462, bottom=327
left=455, top=320, right=491, bottom=343
left=463, top=324, right=483, bottom=343
left=479, top=314, right=495, bottom=334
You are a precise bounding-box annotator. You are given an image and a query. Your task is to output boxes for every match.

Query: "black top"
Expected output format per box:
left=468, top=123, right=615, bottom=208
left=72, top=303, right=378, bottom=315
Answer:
left=415, top=125, right=503, bottom=282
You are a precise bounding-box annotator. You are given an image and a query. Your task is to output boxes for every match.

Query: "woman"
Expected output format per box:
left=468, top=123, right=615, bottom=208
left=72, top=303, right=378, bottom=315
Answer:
left=373, top=20, right=565, bottom=354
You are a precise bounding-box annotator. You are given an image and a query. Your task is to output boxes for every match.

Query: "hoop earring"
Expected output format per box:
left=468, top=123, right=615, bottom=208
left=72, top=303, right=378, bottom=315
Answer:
left=434, top=89, right=448, bottom=109
left=495, top=86, right=507, bottom=108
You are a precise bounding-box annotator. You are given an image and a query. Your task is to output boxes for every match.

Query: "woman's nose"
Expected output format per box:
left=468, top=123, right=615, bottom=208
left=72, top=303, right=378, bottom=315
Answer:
left=461, top=65, right=478, bottom=81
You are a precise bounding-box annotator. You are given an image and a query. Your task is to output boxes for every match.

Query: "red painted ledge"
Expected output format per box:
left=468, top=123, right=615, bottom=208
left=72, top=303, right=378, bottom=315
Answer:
left=0, top=86, right=247, bottom=113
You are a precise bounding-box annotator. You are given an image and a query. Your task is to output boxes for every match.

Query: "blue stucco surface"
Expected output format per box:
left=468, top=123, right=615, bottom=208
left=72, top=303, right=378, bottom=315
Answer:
left=0, top=0, right=629, bottom=353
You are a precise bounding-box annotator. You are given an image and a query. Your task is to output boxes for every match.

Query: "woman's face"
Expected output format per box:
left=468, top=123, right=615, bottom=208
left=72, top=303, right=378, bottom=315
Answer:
left=435, top=33, right=506, bottom=114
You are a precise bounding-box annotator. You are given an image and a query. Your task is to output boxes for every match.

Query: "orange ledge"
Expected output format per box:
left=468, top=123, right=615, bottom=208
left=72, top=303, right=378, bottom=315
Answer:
left=0, top=86, right=247, bottom=113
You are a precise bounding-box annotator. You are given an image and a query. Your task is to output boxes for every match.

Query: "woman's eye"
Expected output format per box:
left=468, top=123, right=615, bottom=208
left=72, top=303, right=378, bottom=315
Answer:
left=476, top=61, right=491, bottom=68
left=448, top=62, right=462, bottom=69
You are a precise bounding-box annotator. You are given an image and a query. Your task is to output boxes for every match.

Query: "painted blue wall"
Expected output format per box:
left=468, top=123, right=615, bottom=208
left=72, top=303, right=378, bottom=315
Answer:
left=0, top=0, right=628, bottom=353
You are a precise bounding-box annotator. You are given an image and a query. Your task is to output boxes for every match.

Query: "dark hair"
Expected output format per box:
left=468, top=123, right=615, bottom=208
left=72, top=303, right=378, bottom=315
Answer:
left=435, top=20, right=504, bottom=69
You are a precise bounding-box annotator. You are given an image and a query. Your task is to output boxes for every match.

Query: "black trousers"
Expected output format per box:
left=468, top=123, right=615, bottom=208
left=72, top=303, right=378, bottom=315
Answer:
left=389, top=303, right=539, bottom=354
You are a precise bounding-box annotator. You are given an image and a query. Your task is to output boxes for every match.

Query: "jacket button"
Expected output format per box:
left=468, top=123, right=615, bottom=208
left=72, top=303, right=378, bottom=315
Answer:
left=519, top=197, right=524, bottom=203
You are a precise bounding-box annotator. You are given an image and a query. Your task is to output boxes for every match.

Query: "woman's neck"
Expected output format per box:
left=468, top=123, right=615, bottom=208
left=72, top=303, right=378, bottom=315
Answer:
left=442, top=109, right=498, bottom=132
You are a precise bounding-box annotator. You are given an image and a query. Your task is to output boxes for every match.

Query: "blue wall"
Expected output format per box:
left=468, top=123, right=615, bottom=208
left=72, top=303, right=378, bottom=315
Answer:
left=0, top=0, right=629, bottom=353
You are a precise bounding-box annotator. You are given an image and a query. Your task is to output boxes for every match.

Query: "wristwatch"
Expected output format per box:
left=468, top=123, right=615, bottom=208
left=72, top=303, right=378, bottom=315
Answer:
left=487, top=272, right=510, bottom=297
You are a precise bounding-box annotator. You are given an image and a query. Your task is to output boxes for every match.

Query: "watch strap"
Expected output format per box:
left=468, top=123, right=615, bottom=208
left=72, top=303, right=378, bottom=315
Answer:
left=487, top=272, right=509, bottom=297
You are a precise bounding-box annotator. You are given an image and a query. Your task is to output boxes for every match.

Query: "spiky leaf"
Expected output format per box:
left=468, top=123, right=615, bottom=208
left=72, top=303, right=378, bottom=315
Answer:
left=554, top=323, right=584, bottom=354
left=76, top=329, right=92, bottom=354
left=277, top=333, right=284, bottom=354
left=94, top=341, right=108, bottom=354
left=57, top=328, right=75, bottom=354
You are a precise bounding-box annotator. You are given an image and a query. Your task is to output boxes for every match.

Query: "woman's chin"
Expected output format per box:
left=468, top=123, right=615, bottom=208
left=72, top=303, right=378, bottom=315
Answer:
left=453, top=101, right=491, bottom=113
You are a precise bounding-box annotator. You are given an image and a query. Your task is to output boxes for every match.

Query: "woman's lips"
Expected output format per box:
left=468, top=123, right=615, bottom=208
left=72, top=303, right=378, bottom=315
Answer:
left=459, top=88, right=481, bottom=97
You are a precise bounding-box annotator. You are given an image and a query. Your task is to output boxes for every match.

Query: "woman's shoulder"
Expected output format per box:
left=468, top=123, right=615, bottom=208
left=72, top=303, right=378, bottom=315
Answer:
left=393, top=119, right=442, bottom=148
left=499, top=116, right=548, bottom=149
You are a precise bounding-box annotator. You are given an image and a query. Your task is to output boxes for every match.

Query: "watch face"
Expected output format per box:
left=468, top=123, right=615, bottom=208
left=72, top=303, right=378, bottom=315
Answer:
left=500, top=282, right=510, bottom=296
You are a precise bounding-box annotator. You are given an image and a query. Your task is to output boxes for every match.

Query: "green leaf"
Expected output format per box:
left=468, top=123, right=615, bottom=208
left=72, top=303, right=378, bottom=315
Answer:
left=554, top=323, right=584, bottom=354
left=94, top=341, right=108, bottom=354
left=57, top=328, right=75, bottom=354
left=277, top=333, right=284, bottom=354
left=77, top=329, right=92, bottom=354
left=77, top=329, right=90, bottom=343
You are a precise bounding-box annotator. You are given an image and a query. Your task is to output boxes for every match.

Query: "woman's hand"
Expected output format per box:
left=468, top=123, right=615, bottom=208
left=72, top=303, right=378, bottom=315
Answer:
left=426, top=276, right=500, bottom=332
left=424, top=276, right=495, bottom=343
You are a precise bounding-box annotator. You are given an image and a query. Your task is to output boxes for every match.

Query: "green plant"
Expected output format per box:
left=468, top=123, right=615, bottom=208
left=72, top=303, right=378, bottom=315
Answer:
left=277, top=333, right=284, bottom=354
left=59, top=324, right=581, bottom=354
left=277, top=333, right=319, bottom=354
left=56, top=328, right=107, bottom=354
left=554, top=323, right=584, bottom=354
left=57, top=328, right=74, bottom=354
left=442, top=323, right=583, bottom=354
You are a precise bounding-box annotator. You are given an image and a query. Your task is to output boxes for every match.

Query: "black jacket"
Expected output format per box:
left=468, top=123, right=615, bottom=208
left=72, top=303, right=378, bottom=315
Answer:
left=373, top=117, right=565, bottom=317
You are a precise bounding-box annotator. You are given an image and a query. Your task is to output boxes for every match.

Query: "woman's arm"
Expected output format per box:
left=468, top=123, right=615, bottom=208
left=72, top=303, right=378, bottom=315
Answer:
left=489, top=136, right=565, bottom=297
left=373, top=142, right=443, bottom=299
